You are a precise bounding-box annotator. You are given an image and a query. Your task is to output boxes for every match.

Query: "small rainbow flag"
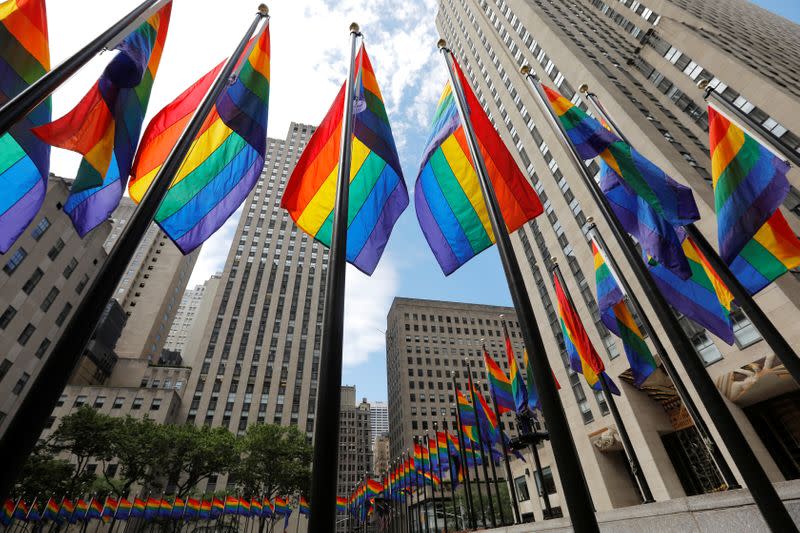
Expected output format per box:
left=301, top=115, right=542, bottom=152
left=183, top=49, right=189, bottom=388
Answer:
left=282, top=44, right=407, bottom=275
left=12, top=499, right=28, bottom=521
left=115, top=498, right=132, bottom=520
left=0, top=0, right=50, bottom=253
left=1, top=499, right=15, bottom=526
left=187, top=498, right=201, bottom=519
left=199, top=499, right=211, bottom=520
left=35, top=3, right=171, bottom=237
left=144, top=497, right=160, bottom=519
left=101, top=498, right=117, bottom=522
left=130, top=498, right=146, bottom=518
left=415, top=53, right=542, bottom=275
left=263, top=497, right=274, bottom=517
left=554, top=272, right=619, bottom=394
left=223, top=496, right=239, bottom=515
left=544, top=85, right=699, bottom=229
left=238, top=498, right=251, bottom=517
left=708, top=105, right=793, bottom=264
left=130, top=24, right=270, bottom=254
left=59, top=499, right=75, bottom=522
left=483, top=348, right=515, bottom=414
left=336, top=496, right=347, bottom=513
left=86, top=498, right=103, bottom=520
left=211, top=497, right=224, bottom=519
left=42, top=498, right=59, bottom=522
left=593, top=240, right=656, bottom=387
left=472, top=382, right=500, bottom=443
left=73, top=499, right=88, bottom=521
left=298, top=496, right=310, bottom=516
left=170, top=498, right=185, bottom=519
left=456, top=388, right=476, bottom=428
left=250, top=498, right=263, bottom=517
left=273, top=497, right=288, bottom=516
left=503, top=321, right=528, bottom=414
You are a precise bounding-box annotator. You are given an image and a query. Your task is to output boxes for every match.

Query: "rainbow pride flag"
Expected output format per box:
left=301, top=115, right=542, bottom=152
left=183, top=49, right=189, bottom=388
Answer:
left=456, top=388, right=476, bottom=428
left=648, top=237, right=735, bottom=344
left=35, top=3, right=171, bottom=237
left=472, top=383, right=500, bottom=443
left=170, top=498, right=185, bottom=519
left=1, top=499, right=15, bottom=526
left=483, top=348, right=515, bottom=414
left=273, top=497, right=288, bottom=516
left=115, top=498, right=132, bottom=520
left=238, top=498, right=251, bottom=517
left=708, top=105, right=793, bottom=263
left=156, top=498, right=172, bottom=518
left=130, top=24, right=270, bottom=254
left=502, top=321, right=528, bottom=414
left=59, top=499, right=75, bottom=522
left=554, top=272, right=619, bottom=394
left=298, top=496, right=310, bottom=516
left=0, top=0, right=50, bottom=253
left=144, top=497, right=160, bottom=519
left=593, top=240, right=656, bottom=387
left=250, top=498, right=262, bottom=518
left=101, top=498, right=117, bottom=522
left=262, top=497, right=274, bottom=517
left=336, top=496, right=347, bottom=513
left=73, top=499, right=88, bottom=521
left=42, top=498, right=59, bottom=522
left=26, top=500, right=40, bottom=522
left=544, top=85, right=699, bottom=228
left=282, top=45, right=407, bottom=275
left=523, top=349, right=540, bottom=411
left=199, top=499, right=211, bottom=520
left=415, top=53, right=542, bottom=275
left=223, top=496, right=239, bottom=515
left=86, top=498, right=103, bottom=520
left=730, top=210, right=800, bottom=294
left=12, top=499, right=28, bottom=521
left=130, top=498, right=146, bottom=519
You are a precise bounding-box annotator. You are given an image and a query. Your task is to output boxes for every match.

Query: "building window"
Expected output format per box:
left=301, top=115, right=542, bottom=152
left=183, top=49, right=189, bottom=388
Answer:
left=41, top=287, right=59, bottom=312
left=0, top=359, right=11, bottom=383
left=3, top=248, right=27, bottom=275
left=0, top=305, right=17, bottom=329
left=11, top=373, right=29, bottom=395
left=63, top=258, right=78, bottom=279
left=75, top=274, right=90, bottom=295
left=30, top=217, right=50, bottom=240
left=34, top=338, right=51, bottom=358
left=17, top=324, right=35, bottom=346
left=514, top=476, right=530, bottom=502
left=112, top=396, right=125, bottom=409
left=731, top=309, right=762, bottom=348
left=22, top=268, right=44, bottom=294
left=56, top=394, right=66, bottom=407
left=55, top=302, right=73, bottom=326
left=150, top=398, right=162, bottom=411
left=692, top=332, right=722, bottom=366
left=74, top=395, right=87, bottom=407
left=534, top=466, right=558, bottom=496
left=93, top=396, right=106, bottom=408
left=47, top=238, right=65, bottom=260
left=132, top=397, right=143, bottom=410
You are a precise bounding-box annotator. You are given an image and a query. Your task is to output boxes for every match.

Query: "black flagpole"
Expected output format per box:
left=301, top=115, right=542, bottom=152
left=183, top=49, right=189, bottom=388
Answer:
left=587, top=218, right=739, bottom=489
left=450, top=374, right=476, bottom=530
left=580, top=84, right=800, bottom=387
left=484, top=353, right=522, bottom=524
left=423, top=436, right=439, bottom=533
left=308, top=22, right=361, bottom=533
left=438, top=40, right=599, bottom=533
left=464, top=371, right=497, bottom=528
left=403, top=454, right=412, bottom=533
left=414, top=439, right=430, bottom=533
left=551, top=261, right=654, bottom=503
left=0, top=0, right=169, bottom=137
left=429, top=429, right=448, bottom=533
left=475, top=379, right=507, bottom=526
left=522, top=65, right=797, bottom=532
left=520, top=412, right=554, bottom=518
left=0, top=5, right=270, bottom=502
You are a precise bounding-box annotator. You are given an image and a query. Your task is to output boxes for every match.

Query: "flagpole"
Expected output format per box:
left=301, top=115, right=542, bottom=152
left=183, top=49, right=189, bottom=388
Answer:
left=463, top=373, right=496, bottom=528
left=402, top=454, right=411, bottom=533
left=449, top=376, right=476, bottom=530
left=518, top=412, right=553, bottom=519
left=438, top=41, right=599, bottom=532
left=475, top=380, right=507, bottom=527
left=431, top=427, right=448, bottom=533
left=587, top=218, right=739, bottom=489
left=579, top=84, right=800, bottom=387
left=308, top=22, right=362, bottom=533
left=521, top=65, right=797, bottom=532
left=0, top=0, right=169, bottom=137
left=422, top=437, right=438, bottom=533
left=0, top=4, right=270, bottom=503
left=483, top=362, right=522, bottom=524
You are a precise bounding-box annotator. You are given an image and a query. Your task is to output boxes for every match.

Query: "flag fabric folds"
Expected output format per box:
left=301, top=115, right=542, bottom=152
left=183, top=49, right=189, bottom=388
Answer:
left=130, top=24, right=270, bottom=254
left=708, top=106, right=793, bottom=264
left=544, top=85, right=699, bottom=229
left=553, top=272, right=619, bottom=394
left=34, top=3, right=171, bottom=237
left=502, top=322, right=528, bottom=414
left=593, top=240, right=657, bottom=387
left=281, top=45, right=407, bottom=275
left=298, top=497, right=310, bottom=516
left=648, top=237, right=735, bottom=344
left=483, top=348, right=515, bottom=414
left=0, top=0, right=50, bottom=253
left=414, top=53, right=543, bottom=275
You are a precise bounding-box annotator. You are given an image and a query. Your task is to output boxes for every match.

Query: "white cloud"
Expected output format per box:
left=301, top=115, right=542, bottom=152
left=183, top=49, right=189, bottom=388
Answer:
left=342, top=257, right=398, bottom=367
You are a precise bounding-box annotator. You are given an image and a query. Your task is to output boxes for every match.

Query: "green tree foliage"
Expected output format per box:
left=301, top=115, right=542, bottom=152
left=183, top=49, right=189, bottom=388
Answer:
left=105, top=416, right=168, bottom=496
left=234, top=424, right=312, bottom=499
left=14, top=445, right=88, bottom=499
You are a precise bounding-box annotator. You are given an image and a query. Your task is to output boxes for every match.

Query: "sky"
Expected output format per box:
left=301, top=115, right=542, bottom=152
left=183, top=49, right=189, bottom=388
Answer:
left=45, top=0, right=799, bottom=404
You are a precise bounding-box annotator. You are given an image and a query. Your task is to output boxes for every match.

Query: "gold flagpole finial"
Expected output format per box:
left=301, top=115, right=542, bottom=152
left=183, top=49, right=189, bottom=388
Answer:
left=578, top=83, right=590, bottom=94
left=520, top=64, right=532, bottom=75
left=437, top=39, right=447, bottom=49
left=697, top=79, right=710, bottom=90
left=350, top=22, right=360, bottom=33
left=258, top=4, right=268, bottom=15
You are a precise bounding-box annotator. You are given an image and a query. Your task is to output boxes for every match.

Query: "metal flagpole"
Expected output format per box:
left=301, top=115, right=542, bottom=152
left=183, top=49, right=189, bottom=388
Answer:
left=522, top=65, right=797, bottom=532
left=308, top=22, right=362, bottom=533
left=413, top=448, right=425, bottom=533
left=0, top=5, right=270, bottom=502
left=580, top=83, right=800, bottom=387
left=438, top=41, right=600, bottom=532
left=485, top=364, right=522, bottom=524
left=587, top=218, right=739, bottom=489
left=475, top=379, right=507, bottom=526
left=422, top=437, right=438, bottom=533
left=464, top=373, right=497, bottom=528
left=0, top=0, right=169, bottom=137
left=520, top=413, right=554, bottom=518
left=414, top=439, right=430, bottom=533
left=401, top=455, right=411, bottom=533
left=449, top=376, right=476, bottom=530
left=551, top=261, right=654, bottom=503
left=431, top=426, right=448, bottom=533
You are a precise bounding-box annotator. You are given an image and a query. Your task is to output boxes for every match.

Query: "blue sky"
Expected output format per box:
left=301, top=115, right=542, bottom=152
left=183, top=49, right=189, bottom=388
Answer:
left=46, top=0, right=799, bottom=405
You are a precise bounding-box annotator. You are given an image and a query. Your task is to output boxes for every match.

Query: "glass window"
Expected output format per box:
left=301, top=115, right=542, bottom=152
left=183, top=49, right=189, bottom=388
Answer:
left=62, top=258, right=78, bottom=279
left=150, top=398, right=162, bottom=410
left=132, top=397, right=143, bottom=410
left=22, top=268, right=44, bottom=294
left=0, top=359, right=11, bottom=383
left=74, top=395, right=87, bottom=407
left=55, top=303, right=73, bottom=327
left=34, top=338, right=51, bottom=358
left=41, top=287, right=59, bottom=312
left=30, top=217, right=50, bottom=241
left=534, top=466, right=557, bottom=495
left=514, top=476, right=530, bottom=502
left=3, top=248, right=27, bottom=275
left=0, top=306, right=17, bottom=329
left=48, top=238, right=65, bottom=260
left=17, top=324, right=35, bottom=346
left=12, top=373, right=30, bottom=395
left=692, top=332, right=722, bottom=365
left=731, top=309, right=761, bottom=348
left=112, top=396, right=125, bottom=409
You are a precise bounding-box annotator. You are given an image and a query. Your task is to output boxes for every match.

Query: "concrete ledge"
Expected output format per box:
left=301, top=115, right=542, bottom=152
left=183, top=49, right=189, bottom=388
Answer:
left=481, top=480, right=800, bottom=532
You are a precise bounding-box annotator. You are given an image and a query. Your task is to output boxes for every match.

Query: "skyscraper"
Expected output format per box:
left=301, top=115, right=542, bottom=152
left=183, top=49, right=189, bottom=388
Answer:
left=369, top=400, right=389, bottom=447
left=171, top=273, right=222, bottom=367
left=336, top=386, right=373, bottom=532
left=435, top=0, right=800, bottom=517
left=164, top=274, right=220, bottom=358
left=179, top=123, right=328, bottom=491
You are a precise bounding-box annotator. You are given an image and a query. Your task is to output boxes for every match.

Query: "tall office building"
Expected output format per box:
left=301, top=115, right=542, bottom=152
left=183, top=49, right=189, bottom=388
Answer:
left=435, top=0, right=800, bottom=518
left=164, top=275, right=218, bottom=356
left=179, top=123, right=327, bottom=493
left=172, top=273, right=222, bottom=367
left=369, top=400, right=389, bottom=447
left=0, top=176, right=112, bottom=435
left=336, top=386, right=373, bottom=532
left=386, top=297, right=527, bottom=460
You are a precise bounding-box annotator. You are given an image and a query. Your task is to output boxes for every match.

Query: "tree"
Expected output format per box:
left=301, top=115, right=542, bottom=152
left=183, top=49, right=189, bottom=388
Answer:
left=101, top=416, right=167, bottom=497
left=157, top=424, right=238, bottom=497
left=14, top=445, right=88, bottom=500
left=46, top=406, right=115, bottom=494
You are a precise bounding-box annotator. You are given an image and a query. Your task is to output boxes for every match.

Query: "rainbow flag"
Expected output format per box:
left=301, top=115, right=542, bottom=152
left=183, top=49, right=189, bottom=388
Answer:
left=188, top=498, right=202, bottom=519
left=101, top=498, right=117, bottom=522
left=130, top=24, right=270, bottom=254
left=223, top=496, right=239, bottom=515
left=211, top=497, right=224, bottom=519
left=282, top=45, right=407, bottom=275
left=483, top=348, right=515, bottom=414
left=87, top=498, right=103, bottom=520
left=708, top=105, right=793, bottom=263
left=336, top=496, right=346, bottom=513
left=554, top=272, right=619, bottom=394
left=502, top=321, right=528, bottom=414
left=593, top=240, right=657, bottom=387
left=648, top=237, right=735, bottom=344
left=274, top=497, right=288, bottom=516
left=199, top=499, right=211, bottom=520
left=600, top=160, right=691, bottom=278
left=298, top=496, right=310, bottom=516
left=456, top=388, right=476, bottom=428
left=238, top=498, right=251, bottom=517
left=144, top=497, right=160, bottom=519
left=0, top=0, right=50, bottom=253
left=1, top=499, right=15, bottom=526
left=42, top=498, right=59, bottom=522
left=156, top=498, right=172, bottom=518
left=262, top=497, right=274, bottom=518
left=73, top=499, right=88, bottom=521
left=26, top=500, right=40, bottom=522
left=12, top=499, right=28, bottom=521
left=130, top=498, right=146, bottom=519
left=59, top=499, right=75, bottom=522
left=170, top=498, right=185, bottom=519
left=415, top=53, right=542, bottom=275
left=250, top=498, right=262, bottom=518
left=472, top=383, right=500, bottom=443
left=115, top=498, right=132, bottom=520
left=35, top=3, right=171, bottom=237
left=544, top=85, right=699, bottom=228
